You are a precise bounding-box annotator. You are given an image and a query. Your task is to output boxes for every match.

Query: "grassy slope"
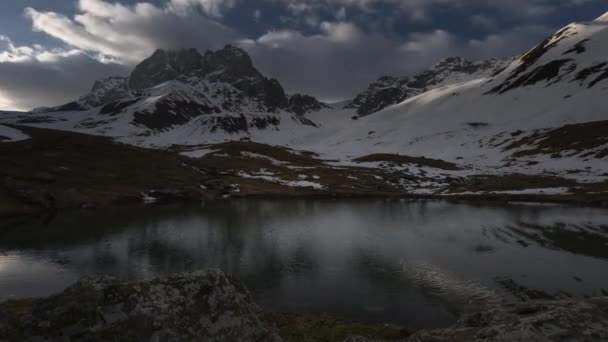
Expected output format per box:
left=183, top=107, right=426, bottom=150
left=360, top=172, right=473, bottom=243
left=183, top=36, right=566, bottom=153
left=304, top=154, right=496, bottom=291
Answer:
left=0, top=125, right=214, bottom=216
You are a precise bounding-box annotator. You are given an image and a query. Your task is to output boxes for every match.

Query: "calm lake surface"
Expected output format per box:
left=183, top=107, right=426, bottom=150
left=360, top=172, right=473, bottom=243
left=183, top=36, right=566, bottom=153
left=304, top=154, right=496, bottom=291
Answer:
left=1, top=199, right=608, bottom=329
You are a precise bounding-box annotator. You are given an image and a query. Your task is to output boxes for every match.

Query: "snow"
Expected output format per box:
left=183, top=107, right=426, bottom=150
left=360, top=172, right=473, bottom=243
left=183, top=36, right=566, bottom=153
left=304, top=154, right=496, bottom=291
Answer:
left=0, top=125, right=29, bottom=142
left=240, top=152, right=288, bottom=166
left=596, top=12, right=608, bottom=22
left=141, top=192, right=158, bottom=203
left=180, top=148, right=217, bottom=158
left=237, top=171, right=325, bottom=189
left=283, top=180, right=324, bottom=189
left=1, top=14, right=607, bottom=193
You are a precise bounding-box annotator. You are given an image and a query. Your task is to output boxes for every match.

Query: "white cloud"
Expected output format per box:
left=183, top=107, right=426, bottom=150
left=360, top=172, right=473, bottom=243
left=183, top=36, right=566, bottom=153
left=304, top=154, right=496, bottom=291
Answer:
left=0, top=0, right=598, bottom=110
left=168, top=0, right=237, bottom=17
left=0, top=37, right=127, bottom=111
left=241, top=23, right=458, bottom=99
left=25, top=0, right=239, bottom=65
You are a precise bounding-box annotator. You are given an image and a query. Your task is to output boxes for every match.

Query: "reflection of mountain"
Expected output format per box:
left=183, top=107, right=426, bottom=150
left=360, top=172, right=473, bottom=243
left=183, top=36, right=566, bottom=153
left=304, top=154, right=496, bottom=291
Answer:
left=2, top=200, right=608, bottom=327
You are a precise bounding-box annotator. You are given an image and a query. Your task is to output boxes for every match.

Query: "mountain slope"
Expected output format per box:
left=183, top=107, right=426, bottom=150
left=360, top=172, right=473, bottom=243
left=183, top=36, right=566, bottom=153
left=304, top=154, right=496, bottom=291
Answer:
left=303, top=13, right=608, bottom=184
left=345, top=57, right=511, bottom=117
left=2, top=12, right=608, bottom=197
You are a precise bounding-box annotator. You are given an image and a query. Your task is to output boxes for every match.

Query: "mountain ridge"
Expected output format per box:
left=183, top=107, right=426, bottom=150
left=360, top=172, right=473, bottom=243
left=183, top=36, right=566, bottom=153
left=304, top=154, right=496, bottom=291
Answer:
left=345, top=56, right=512, bottom=117
left=2, top=11, right=608, bottom=197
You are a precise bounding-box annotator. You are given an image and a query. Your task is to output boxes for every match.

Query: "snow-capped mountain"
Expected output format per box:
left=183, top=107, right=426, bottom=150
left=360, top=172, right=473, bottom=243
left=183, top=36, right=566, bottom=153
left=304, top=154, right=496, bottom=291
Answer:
left=26, top=45, right=328, bottom=137
left=345, top=57, right=511, bottom=117
left=302, top=11, right=608, bottom=182
left=47, top=76, right=129, bottom=112
left=2, top=11, right=608, bottom=190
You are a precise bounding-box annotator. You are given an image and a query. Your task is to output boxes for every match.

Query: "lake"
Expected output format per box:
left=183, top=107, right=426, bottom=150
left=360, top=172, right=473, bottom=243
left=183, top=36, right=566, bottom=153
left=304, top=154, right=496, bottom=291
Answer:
left=1, top=199, right=608, bottom=329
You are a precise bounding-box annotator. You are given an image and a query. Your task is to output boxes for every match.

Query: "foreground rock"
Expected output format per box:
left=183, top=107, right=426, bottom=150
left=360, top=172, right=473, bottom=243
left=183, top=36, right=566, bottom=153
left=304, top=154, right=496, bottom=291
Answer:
left=2, top=271, right=607, bottom=342
left=348, top=297, right=608, bottom=342
left=0, top=271, right=279, bottom=341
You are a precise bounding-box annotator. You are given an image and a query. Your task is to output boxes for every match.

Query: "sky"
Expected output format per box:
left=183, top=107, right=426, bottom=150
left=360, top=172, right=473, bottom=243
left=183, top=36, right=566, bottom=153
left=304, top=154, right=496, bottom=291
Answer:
left=0, top=0, right=607, bottom=111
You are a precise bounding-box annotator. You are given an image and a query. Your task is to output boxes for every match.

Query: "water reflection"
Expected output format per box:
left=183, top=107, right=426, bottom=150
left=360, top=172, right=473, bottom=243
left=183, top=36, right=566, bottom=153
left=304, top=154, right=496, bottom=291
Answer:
left=1, top=199, right=608, bottom=329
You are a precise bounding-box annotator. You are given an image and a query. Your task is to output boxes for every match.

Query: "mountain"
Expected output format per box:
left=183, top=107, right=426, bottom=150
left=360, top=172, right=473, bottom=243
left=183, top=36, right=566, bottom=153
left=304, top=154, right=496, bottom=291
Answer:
left=29, top=45, right=328, bottom=137
left=2, top=11, right=608, bottom=196
left=311, top=12, right=608, bottom=185
left=345, top=57, right=511, bottom=117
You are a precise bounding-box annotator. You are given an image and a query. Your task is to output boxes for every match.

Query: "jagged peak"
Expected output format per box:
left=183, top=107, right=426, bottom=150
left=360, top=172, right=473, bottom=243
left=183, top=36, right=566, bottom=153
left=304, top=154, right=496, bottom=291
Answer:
left=90, top=76, right=128, bottom=93
left=433, top=56, right=470, bottom=68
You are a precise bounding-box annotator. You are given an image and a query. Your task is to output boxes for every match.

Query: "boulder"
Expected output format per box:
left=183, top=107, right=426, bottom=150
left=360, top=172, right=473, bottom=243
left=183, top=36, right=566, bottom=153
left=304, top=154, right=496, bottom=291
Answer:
left=344, top=297, right=608, bottom=342
left=0, top=270, right=280, bottom=342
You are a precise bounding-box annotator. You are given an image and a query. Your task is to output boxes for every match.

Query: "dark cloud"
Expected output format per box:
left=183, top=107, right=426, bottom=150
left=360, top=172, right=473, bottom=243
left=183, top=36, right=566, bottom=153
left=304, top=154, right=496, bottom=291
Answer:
left=0, top=0, right=604, bottom=109
left=0, top=48, right=128, bottom=110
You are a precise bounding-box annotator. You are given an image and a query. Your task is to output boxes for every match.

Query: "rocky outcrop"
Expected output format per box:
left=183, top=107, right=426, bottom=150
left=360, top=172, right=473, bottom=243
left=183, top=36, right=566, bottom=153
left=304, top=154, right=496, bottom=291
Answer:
left=1, top=270, right=607, bottom=341
left=347, top=297, right=608, bottom=342
left=0, top=271, right=280, bottom=342
left=288, top=94, right=329, bottom=116
left=346, top=57, right=510, bottom=117
left=128, top=45, right=290, bottom=113
left=79, top=76, right=129, bottom=108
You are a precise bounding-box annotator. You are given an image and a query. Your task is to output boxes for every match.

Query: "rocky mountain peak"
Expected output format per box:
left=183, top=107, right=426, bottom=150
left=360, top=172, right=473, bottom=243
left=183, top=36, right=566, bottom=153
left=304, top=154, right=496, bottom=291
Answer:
left=81, top=76, right=129, bottom=108
left=346, top=57, right=510, bottom=117
left=433, top=56, right=468, bottom=68
left=127, top=46, right=290, bottom=112
left=288, top=94, right=330, bottom=116
left=128, top=48, right=204, bottom=90
left=203, top=45, right=254, bottom=73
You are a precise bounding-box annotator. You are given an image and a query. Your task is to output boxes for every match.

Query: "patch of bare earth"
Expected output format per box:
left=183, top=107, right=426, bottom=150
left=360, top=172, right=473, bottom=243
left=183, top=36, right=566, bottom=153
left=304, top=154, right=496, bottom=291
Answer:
left=0, top=125, right=216, bottom=216
left=503, top=120, right=608, bottom=158
left=353, top=153, right=461, bottom=171
left=185, top=142, right=404, bottom=196
left=447, top=174, right=576, bottom=193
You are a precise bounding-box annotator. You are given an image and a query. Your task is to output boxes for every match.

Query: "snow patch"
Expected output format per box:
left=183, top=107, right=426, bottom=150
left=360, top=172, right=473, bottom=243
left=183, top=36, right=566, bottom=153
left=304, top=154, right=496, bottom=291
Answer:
left=237, top=171, right=324, bottom=189
left=0, top=125, right=29, bottom=143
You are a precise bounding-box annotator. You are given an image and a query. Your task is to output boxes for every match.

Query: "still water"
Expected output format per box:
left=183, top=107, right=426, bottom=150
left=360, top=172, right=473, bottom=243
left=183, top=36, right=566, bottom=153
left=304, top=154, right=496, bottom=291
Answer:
left=1, top=199, right=608, bottom=329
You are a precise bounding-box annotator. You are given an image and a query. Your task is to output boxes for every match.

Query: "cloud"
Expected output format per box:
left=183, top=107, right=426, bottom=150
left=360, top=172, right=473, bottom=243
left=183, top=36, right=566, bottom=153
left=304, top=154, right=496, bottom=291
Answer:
left=467, top=25, right=554, bottom=59
left=240, top=20, right=560, bottom=100
left=0, top=0, right=240, bottom=110
left=25, top=0, right=240, bottom=65
left=0, top=36, right=127, bottom=111
left=253, top=9, right=262, bottom=22
left=271, top=0, right=601, bottom=22
left=168, top=0, right=237, bottom=17
left=240, top=23, right=459, bottom=100
left=0, top=0, right=601, bottom=110
left=469, top=15, right=498, bottom=31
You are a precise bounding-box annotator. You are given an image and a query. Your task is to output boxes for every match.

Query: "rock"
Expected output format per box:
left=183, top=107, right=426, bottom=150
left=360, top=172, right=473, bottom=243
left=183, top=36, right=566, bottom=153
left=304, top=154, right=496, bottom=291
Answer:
left=80, top=76, right=129, bottom=108
left=2, top=177, right=54, bottom=209
left=346, top=57, right=511, bottom=117
left=288, top=94, right=329, bottom=116
left=408, top=297, right=608, bottom=341
left=342, top=297, right=608, bottom=342
left=0, top=271, right=280, bottom=342
left=128, top=45, right=290, bottom=113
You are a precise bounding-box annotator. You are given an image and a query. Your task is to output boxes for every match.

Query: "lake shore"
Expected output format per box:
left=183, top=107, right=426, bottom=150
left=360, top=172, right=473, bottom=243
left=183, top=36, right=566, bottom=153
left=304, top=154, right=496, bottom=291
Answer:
left=1, top=271, right=606, bottom=341
left=3, top=125, right=608, bottom=222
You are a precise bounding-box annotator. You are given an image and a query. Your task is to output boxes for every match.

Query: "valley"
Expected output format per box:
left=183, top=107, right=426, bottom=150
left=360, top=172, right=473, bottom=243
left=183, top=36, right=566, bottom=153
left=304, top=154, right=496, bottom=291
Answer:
left=2, top=13, right=608, bottom=214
